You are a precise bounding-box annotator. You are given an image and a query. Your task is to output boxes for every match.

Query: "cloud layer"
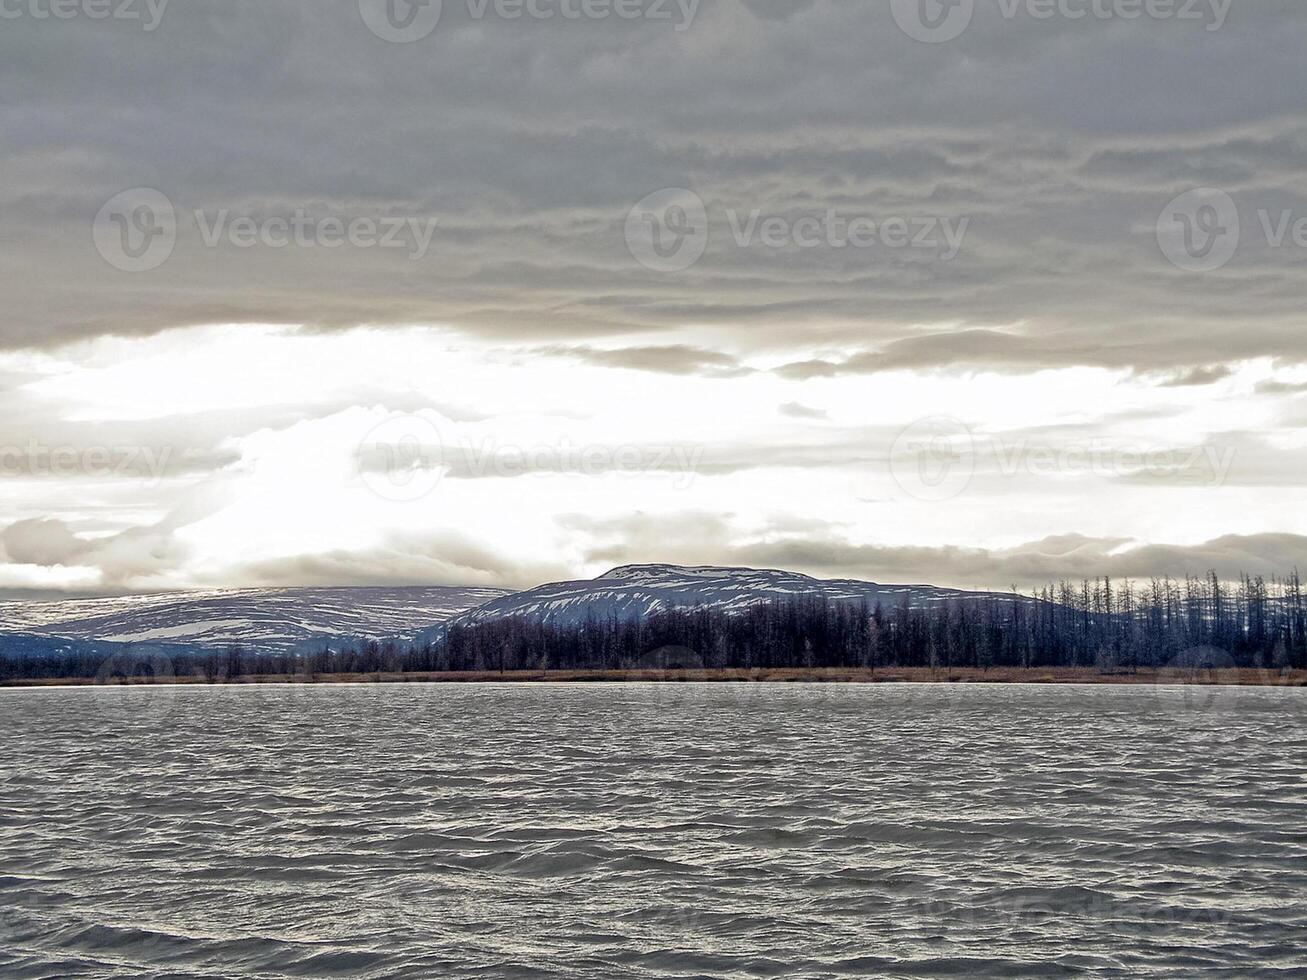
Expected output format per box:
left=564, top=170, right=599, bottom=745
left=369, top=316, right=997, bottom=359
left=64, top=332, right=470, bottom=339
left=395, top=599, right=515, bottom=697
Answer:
left=4, top=0, right=1307, bottom=377
left=3, top=3, right=1306, bottom=595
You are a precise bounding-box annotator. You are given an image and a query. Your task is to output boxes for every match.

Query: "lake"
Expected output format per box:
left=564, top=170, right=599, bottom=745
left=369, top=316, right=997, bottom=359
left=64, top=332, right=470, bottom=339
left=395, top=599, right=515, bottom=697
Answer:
left=1, top=683, right=1304, bottom=978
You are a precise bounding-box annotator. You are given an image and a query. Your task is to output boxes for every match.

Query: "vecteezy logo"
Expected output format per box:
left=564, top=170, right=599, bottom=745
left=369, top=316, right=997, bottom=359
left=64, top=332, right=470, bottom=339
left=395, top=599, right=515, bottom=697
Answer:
left=91, top=651, right=180, bottom=724
left=890, top=416, right=976, bottom=502
left=1153, top=647, right=1244, bottom=721
left=890, top=0, right=974, bottom=43
left=359, top=414, right=445, bottom=502
left=624, top=188, right=709, bottom=273
left=358, top=0, right=442, bottom=42
left=93, top=188, right=176, bottom=272
left=1156, top=188, right=1240, bottom=273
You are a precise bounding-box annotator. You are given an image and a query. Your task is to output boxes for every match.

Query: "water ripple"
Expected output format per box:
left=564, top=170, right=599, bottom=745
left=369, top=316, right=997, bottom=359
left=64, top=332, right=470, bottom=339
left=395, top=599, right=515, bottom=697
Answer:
left=1, top=683, right=1305, bottom=978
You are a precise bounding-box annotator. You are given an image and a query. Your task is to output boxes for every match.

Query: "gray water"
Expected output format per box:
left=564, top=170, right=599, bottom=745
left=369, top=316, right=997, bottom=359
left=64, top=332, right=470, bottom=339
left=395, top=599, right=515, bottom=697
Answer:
left=1, top=683, right=1305, bottom=979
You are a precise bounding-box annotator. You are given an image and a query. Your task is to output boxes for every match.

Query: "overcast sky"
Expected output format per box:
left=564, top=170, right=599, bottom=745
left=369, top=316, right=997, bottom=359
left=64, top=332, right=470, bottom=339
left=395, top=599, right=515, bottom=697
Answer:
left=3, top=0, right=1307, bottom=595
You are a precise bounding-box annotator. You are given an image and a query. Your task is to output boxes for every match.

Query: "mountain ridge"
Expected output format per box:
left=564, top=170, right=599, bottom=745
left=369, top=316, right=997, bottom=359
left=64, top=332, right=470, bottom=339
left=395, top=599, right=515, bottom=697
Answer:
left=0, top=586, right=510, bottom=654
left=0, top=565, right=1027, bottom=656
left=448, top=563, right=1021, bottom=631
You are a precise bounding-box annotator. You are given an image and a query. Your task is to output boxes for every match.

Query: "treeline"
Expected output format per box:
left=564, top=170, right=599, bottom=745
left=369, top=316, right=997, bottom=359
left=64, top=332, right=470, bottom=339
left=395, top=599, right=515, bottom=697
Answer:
left=438, top=571, right=1307, bottom=674
left=2, top=571, right=1305, bottom=682
left=0, top=643, right=436, bottom=684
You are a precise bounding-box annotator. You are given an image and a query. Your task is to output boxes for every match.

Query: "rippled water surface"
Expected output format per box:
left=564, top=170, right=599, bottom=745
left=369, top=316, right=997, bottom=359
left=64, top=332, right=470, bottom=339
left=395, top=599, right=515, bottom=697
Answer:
left=2, top=683, right=1306, bottom=978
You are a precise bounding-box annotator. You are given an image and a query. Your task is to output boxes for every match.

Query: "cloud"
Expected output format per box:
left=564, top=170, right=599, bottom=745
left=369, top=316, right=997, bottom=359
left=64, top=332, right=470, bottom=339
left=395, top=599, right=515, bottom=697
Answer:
left=232, top=532, right=569, bottom=591
left=0, top=519, right=568, bottom=594
left=775, top=331, right=1296, bottom=380
left=779, top=401, right=827, bottom=420
left=775, top=331, right=1041, bottom=379
left=2, top=1, right=1306, bottom=599
left=561, top=511, right=1307, bottom=591
left=729, top=534, right=1307, bottom=591
left=1157, top=365, right=1234, bottom=388
left=1, top=520, right=92, bottom=566
left=0, top=517, right=189, bottom=588
left=2, top=0, right=1307, bottom=381
left=560, top=511, right=739, bottom=565
left=1256, top=379, right=1307, bottom=396
left=534, top=344, right=752, bottom=377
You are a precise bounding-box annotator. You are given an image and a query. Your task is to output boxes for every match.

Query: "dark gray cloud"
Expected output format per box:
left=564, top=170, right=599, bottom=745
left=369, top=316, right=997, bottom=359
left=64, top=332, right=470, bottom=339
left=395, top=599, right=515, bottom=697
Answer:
left=2, top=0, right=1304, bottom=596
left=534, top=344, right=752, bottom=377
left=1257, top=379, right=1307, bottom=396
left=2, top=0, right=1306, bottom=378
left=774, top=328, right=1305, bottom=379
left=1157, top=365, right=1234, bottom=387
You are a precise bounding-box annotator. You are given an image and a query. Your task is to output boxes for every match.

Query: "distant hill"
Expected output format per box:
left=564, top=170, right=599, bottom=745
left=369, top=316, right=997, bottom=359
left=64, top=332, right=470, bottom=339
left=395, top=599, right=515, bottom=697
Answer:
left=0, top=629, right=199, bottom=666
left=450, top=563, right=1021, bottom=630
left=0, top=567, right=1028, bottom=657
left=0, top=586, right=509, bottom=654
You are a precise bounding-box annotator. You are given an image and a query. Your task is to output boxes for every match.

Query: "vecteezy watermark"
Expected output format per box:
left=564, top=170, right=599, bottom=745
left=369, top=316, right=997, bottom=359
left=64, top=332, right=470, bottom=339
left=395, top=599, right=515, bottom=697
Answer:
left=359, top=0, right=698, bottom=42
left=990, top=440, right=1237, bottom=485
left=890, top=0, right=975, bottom=43
left=0, top=441, right=174, bottom=482
left=891, top=0, right=1230, bottom=43
left=890, top=417, right=1237, bottom=501
left=93, top=189, right=440, bottom=271
left=465, top=0, right=699, bottom=29
left=625, top=188, right=970, bottom=273
left=449, top=438, right=704, bottom=487
left=358, top=415, right=446, bottom=503
left=358, top=0, right=443, bottom=42
left=902, top=888, right=1236, bottom=942
left=193, top=209, right=438, bottom=260
left=724, top=210, right=969, bottom=258
left=1158, top=187, right=1307, bottom=273
left=93, top=188, right=177, bottom=273
left=1152, top=646, right=1246, bottom=720
left=890, top=416, right=977, bottom=502
left=357, top=414, right=705, bottom=501
left=625, top=188, right=710, bottom=273
left=1156, top=188, right=1240, bottom=272
left=0, top=0, right=170, bottom=31
left=90, top=651, right=182, bottom=724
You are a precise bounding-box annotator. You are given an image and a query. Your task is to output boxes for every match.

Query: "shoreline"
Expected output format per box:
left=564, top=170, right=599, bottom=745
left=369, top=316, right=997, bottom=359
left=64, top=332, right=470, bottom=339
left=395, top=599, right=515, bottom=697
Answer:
left=3, top=666, right=1306, bottom=689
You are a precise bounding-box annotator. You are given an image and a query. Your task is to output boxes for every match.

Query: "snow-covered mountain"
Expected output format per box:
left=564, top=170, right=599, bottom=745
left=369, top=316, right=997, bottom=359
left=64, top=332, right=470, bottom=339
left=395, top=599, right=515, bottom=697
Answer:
left=450, top=563, right=1018, bottom=629
left=0, top=586, right=509, bottom=654
left=0, top=566, right=1024, bottom=657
